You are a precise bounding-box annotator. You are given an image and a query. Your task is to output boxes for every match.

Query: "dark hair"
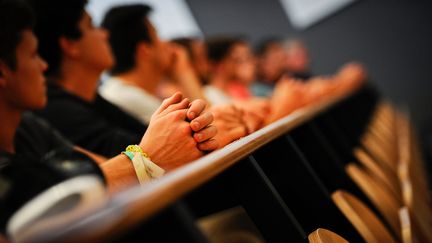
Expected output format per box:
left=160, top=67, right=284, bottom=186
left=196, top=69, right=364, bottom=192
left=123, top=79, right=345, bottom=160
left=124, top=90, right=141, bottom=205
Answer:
left=255, top=37, right=282, bottom=57
left=24, top=0, right=87, bottom=78
left=205, top=36, right=246, bottom=63
left=0, top=0, right=34, bottom=70
left=171, top=37, right=196, bottom=62
left=102, top=4, right=152, bottom=75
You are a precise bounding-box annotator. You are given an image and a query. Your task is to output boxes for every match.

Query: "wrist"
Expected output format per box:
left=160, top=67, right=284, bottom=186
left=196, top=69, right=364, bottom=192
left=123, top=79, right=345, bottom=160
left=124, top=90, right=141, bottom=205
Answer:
left=121, top=145, right=165, bottom=185
left=124, top=144, right=150, bottom=160
left=138, top=137, right=156, bottom=162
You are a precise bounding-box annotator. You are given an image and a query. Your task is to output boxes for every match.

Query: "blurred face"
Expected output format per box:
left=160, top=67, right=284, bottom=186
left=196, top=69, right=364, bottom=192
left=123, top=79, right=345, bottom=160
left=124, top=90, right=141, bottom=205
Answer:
left=191, top=40, right=209, bottom=80
left=222, top=43, right=256, bottom=85
left=0, top=30, right=48, bottom=110
left=285, top=46, right=309, bottom=73
left=258, top=43, right=286, bottom=82
left=74, top=12, right=114, bottom=71
left=145, top=20, right=171, bottom=73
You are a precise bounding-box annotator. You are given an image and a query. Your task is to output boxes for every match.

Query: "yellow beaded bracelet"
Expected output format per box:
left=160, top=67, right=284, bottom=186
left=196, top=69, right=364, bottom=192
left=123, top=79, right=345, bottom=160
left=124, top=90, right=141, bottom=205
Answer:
left=123, top=144, right=150, bottom=160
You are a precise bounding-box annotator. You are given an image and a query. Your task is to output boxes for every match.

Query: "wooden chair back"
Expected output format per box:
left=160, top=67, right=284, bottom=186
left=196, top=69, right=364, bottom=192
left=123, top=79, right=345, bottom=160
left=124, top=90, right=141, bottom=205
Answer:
left=346, top=163, right=401, bottom=239
left=308, top=228, right=348, bottom=243
left=332, top=190, right=397, bottom=243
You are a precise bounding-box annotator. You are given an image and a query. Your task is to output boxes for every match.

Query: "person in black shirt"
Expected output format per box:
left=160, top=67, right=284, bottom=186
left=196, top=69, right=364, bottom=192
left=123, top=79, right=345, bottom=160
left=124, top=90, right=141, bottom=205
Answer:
left=15, top=112, right=105, bottom=178
left=0, top=154, right=66, bottom=233
left=0, top=0, right=100, bottom=233
left=15, top=112, right=73, bottom=159
left=25, top=0, right=218, bottom=158
left=38, top=83, right=144, bottom=158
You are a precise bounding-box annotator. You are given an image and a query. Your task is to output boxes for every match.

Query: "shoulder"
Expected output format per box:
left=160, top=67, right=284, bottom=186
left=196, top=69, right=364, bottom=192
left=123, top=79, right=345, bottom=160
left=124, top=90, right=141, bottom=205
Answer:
left=41, top=85, right=92, bottom=120
left=251, top=82, right=273, bottom=97
left=15, top=112, right=73, bottom=159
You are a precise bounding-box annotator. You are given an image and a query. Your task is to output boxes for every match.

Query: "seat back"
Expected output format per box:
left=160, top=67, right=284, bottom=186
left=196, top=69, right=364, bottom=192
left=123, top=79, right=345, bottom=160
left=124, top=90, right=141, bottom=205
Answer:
left=332, top=190, right=397, bottom=243
left=308, top=228, right=349, bottom=243
left=346, top=163, right=402, bottom=238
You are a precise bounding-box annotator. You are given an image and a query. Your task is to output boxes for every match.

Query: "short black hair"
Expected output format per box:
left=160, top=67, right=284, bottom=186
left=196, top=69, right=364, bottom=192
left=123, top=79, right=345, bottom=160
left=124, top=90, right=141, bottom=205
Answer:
left=205, top=36, right=246, bottom=63
left=102, top=4, right=152, bottom=75
left=25, top=0, right=87, bottom=78
left=0, top=0, right=35, bottom=70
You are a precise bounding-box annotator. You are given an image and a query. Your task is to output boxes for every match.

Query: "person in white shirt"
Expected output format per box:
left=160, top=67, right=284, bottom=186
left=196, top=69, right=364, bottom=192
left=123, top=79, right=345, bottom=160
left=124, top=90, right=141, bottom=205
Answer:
left=99, top=4, right=205, bottom=124
left=100, top=77, right=161, bottom=124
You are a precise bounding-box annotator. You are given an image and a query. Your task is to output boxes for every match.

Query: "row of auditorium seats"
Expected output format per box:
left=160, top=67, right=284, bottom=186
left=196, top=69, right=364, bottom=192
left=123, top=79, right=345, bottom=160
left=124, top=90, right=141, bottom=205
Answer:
left=10, top=84, right=430, bottom=243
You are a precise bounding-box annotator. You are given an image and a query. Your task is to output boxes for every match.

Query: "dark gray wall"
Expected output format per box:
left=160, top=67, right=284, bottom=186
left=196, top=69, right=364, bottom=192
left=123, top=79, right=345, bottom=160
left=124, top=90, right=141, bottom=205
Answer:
left=186, top=0, right=432, bottom=130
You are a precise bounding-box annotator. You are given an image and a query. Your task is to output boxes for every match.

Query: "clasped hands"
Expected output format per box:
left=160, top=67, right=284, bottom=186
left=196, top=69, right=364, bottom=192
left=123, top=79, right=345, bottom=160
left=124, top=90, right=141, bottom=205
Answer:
left=138, top=92, right=218, bottom=171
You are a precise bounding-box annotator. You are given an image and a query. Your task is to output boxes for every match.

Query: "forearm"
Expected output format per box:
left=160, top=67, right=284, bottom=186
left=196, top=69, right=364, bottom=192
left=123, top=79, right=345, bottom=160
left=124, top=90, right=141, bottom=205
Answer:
left=74, top=146, right=107, bottom=165
left=174, top=68, right=207, bottom=101
left=100, top=155, right=138, bottom=194
left=264, top=102, right=299, bottom=125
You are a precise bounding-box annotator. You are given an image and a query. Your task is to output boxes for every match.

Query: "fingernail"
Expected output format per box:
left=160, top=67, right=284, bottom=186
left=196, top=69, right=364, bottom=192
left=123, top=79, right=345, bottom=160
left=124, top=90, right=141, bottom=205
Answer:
left=192, top=121, right=200, bottom=130
left=189, top=112, right=196, bottom=119
left=195, top=133, right=202, bottom=141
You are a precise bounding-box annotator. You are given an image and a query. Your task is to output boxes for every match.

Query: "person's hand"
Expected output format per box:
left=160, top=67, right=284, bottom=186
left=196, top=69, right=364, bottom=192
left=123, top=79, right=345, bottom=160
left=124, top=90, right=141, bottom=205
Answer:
left=208, top=104, right=248, bottom=148
left=265, top=76, right=306, bottom=124
left=337, top=62, right=366, bottom=81
left=187, top=99, right=219, bottom=151
left=234, top=98, right=270, bottom=133
left=303, top=76, right=336, bottom=103
left=335, top=62, right=367, bottom=92
left=139, top=92, right=204, bottom=171
left=169, top=43, right=194, bottom=78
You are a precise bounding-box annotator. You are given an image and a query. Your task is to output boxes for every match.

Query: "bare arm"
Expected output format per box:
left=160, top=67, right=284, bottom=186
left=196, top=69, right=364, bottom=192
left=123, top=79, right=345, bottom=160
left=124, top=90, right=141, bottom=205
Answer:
left=73, top=146, right=107, bottom=165
left=169, top=44, right=207, bottom=101
left=73, top=146, right=137, bottom=194
left=100, top=155, right=138, bottom=194
left=265, top=77, right=306, bottom=125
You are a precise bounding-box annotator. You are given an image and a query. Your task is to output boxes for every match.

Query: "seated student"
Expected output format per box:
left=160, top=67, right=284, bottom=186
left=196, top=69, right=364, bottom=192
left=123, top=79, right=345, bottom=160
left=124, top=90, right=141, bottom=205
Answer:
left=99, top=5, right=206, bottom=123
left=282, top=38, right=312, bottom=81
left=252, top=38, right=287, bottom=97
left=171, top=36, right=271, bottom=138
left=24, top=0, right=218, bottom=157
left=205, top=36, right=302, bottom=126
left=171, top=36, right=269, bottom=132
left=205, top=37, right=256, bottom=103
left=252, top=38, right=313, bottom=98
left=171, top=37, right=210, bottom=85
left=100, top=4, right=248, bottom=147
